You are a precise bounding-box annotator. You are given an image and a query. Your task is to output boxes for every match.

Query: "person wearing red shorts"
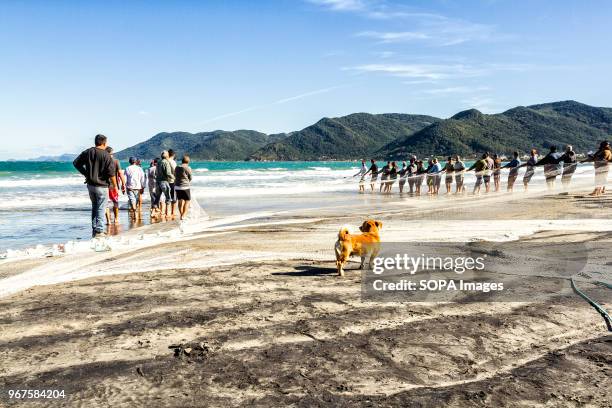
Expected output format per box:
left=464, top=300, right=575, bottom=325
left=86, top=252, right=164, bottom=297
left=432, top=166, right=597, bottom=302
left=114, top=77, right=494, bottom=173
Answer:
left=104, top=146, right=126, bottom=224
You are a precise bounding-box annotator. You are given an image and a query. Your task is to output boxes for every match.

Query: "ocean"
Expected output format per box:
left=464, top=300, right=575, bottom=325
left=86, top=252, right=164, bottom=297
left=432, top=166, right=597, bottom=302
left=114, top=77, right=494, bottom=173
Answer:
left=0, top=161, right=362, bottom=251
left=0, top=160, right=600, bottom=254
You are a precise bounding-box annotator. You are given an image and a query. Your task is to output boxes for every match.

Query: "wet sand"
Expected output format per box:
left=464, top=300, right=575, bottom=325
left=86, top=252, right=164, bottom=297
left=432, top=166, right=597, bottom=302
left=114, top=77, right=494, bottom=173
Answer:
left=0, top=188, right=611, bottom=407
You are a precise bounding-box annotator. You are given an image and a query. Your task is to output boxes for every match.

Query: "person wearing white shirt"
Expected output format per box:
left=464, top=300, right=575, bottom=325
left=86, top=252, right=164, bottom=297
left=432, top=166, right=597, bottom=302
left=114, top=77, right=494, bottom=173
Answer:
left=124, top=156, right=146, bottom=220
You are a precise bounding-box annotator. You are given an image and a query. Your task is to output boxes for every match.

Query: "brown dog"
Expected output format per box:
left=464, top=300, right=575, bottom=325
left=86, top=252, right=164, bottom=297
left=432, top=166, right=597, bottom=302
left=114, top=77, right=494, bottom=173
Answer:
left=334, top=220, right=382, bottom=277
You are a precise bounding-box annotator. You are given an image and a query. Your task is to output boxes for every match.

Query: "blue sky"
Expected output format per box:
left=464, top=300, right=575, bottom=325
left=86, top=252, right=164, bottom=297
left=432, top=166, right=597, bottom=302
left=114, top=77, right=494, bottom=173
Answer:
left=0, top=0, right=610, bottom=159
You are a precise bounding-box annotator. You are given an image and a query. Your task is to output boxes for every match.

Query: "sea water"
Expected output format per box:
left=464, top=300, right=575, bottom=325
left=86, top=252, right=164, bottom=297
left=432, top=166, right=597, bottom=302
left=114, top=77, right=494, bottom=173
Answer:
left=0, top=160, right=600, bottom=252
left=0, top=161, right=361, bottom=251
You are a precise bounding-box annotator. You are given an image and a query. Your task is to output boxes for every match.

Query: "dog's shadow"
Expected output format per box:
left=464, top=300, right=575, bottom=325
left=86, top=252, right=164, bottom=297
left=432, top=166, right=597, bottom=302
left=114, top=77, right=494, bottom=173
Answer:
left=271, top=265, right=337, bottom=277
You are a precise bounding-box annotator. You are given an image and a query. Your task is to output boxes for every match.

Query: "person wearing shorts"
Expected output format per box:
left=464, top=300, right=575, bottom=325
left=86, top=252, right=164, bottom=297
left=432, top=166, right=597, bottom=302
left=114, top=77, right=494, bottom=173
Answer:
left=560, top=145, right=577, bottom=189
left=353, top=160, right=367, bottom=193
left=502, top=151, right=521, bottom=192
left=379, top=162, right=390, bottom=193
left=522, top=149, right=539, bottom=191
left=148, top=159, right=159, bottom=216
left=415, top=160, right=426, bottom=196
left=398, top=161, right=408, bottom=194
left=483, top=153, right=493, bottom=193
left=174, top=155, right=193, bottom=220
left=104, top=146, right=125, bottom=225
left=444, top=156, right=454, bottom=194
left=468, top=154, right=488, bottom=195
left=493, top=154, right=502, bottom=192
left=124, top=156, right=146, bottom=221
left=536, top=146, right=563, bottom=189
left=407, top=157, right=417, bottom=194
left=453, top=155, right=465, bottom=194
left=585, top=141, right=612, bottom=196
left=364, top=160, right=378, bottom=192
left=155, top=150, right=174, bottom=219
left=168, top=149, right=178, bottom=217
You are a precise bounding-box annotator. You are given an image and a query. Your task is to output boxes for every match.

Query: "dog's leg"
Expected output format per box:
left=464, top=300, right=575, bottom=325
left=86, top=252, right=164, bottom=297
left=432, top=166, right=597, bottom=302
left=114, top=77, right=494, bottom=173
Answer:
left=359, top=255, right=366, bottom=270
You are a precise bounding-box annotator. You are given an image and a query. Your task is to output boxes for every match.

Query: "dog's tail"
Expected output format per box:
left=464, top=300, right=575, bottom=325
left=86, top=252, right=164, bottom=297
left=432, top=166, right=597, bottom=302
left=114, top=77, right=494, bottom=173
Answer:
left=338, top=226, right=351, bottom=241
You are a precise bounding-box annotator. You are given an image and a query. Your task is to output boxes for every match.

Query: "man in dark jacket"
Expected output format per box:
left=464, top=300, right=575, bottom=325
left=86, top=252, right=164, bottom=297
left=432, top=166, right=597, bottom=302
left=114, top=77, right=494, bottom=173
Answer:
left=73, top=134, right=118, bottom=237
left=536, top=146, right=563, bottom=189
left=560, top=145, right=577, bottom=188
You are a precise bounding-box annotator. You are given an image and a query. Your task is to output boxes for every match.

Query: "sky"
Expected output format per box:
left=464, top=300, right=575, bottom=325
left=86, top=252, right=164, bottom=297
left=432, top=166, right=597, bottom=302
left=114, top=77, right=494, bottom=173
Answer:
left=0, top=0, right=611, bottom=159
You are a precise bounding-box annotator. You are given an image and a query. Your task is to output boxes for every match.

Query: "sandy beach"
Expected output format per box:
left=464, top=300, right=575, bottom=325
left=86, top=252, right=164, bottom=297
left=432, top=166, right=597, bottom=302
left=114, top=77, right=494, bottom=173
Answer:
left=1, top=185, right=611, bottom=407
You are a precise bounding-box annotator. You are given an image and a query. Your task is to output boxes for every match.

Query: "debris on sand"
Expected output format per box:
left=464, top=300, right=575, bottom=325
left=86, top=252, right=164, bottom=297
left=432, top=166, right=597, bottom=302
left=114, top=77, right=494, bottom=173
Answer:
left=169, top=341, right=214, bottom=361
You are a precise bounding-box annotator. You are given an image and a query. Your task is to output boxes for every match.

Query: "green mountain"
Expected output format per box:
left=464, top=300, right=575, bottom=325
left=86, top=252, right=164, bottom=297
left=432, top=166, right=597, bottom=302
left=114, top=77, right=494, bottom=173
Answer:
left=116, top=101, right=611, bottom=161
left=115, top=130, right=284, bottom=160
left=248, top=113, right=441, bottom=161
left=377, top=101, right=612, bottom=159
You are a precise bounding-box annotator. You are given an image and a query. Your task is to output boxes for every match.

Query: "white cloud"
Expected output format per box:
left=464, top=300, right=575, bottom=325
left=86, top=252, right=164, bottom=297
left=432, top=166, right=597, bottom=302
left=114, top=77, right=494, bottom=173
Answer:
left=308, top=0, right=367, bottom=11
left=138, top=110, right=151, bottom=116
left=345, top=63, right=485, bottom=80
left=423, top=86, right=491, bottom=95
left=356, top=31, right=430, bottom=43
left=308, top=0, right=511, bottom=46
left=356, top=20, right=504, bottom=46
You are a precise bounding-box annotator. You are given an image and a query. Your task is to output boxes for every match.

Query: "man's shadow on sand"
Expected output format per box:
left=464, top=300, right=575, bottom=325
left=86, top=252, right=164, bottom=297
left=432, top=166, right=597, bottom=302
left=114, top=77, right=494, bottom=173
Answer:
left=271, top=265, right=338, bottom=277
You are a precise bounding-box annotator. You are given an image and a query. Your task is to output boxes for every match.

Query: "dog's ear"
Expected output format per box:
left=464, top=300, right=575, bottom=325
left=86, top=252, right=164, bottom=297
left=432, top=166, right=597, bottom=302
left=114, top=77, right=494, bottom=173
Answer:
left=360, top=221, right=370, bottom=232
left=375, top=221, right=383, bottom=229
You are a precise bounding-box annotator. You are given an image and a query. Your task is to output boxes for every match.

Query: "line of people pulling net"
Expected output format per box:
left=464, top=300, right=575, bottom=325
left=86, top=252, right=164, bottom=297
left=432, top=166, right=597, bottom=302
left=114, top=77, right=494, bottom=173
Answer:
left=352, top=141, right=612, bottom=196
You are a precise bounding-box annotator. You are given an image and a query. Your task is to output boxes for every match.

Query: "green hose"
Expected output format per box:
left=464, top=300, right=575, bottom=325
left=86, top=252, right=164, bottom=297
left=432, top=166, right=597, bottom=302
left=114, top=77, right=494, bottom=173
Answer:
left=570, top=277, right=612, bottom=332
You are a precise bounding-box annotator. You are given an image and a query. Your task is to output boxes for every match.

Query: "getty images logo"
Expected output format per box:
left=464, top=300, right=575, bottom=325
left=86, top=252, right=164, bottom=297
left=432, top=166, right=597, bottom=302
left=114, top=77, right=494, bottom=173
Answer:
left=372, top=253, right=487, bottom=275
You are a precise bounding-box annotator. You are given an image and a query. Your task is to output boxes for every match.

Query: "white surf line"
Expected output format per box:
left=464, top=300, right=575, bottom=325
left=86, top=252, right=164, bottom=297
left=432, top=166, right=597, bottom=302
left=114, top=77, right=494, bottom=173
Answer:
left=3, top=218, right=610, bottom=299
left=0, top=215, right=324, bottom=299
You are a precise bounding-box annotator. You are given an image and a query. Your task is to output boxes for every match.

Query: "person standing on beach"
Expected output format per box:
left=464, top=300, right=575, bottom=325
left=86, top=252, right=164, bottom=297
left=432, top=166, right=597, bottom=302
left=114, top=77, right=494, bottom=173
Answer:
left=560, top=145, right=577, bottom=189
left=415, top=160, right=426, bottom=196
left=398, top=161, right=408, bottom=194
left=148, top=159, right=158, bottom=216
left=104, top=146, right=126, bottom=225
left=174, top=155, right=193, bottom=220
left=385, top=161, right=397, bottom=193
left=124, top=156, right=145, bottom=221
left=444, top=156, right=454, bottom=194
left=425, top=159, right=434, bottom=194
left=483, top=152, right=494, bottom=193
left=353, top=159, right=367, bottom=193
left=536, top=146, right=563, bottom=189
left=156, top=150, right=174, bottom=219
left=379, top=162, right=390, bottom=193
left=502, top=151, right=521, bottom=192
left=364, top=159, right=378, bottom=192
left=427, top=158, right=443, bottom=195
left=468, top=154, right=488, bottom=195
left=492, top=154, right=502, bottom=192
left=168, top=149, right=178, bottom=219
left=453, top=155, right=466, bottom=194
left=584, top=141, right=612, bottom=196
left=73, top=134, right=118, bottom=238
left=136, top=159, right=144, bottom=211
left=407, top=157, right=418, bottom=195
left=522, top=149, right=539, bottom=191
